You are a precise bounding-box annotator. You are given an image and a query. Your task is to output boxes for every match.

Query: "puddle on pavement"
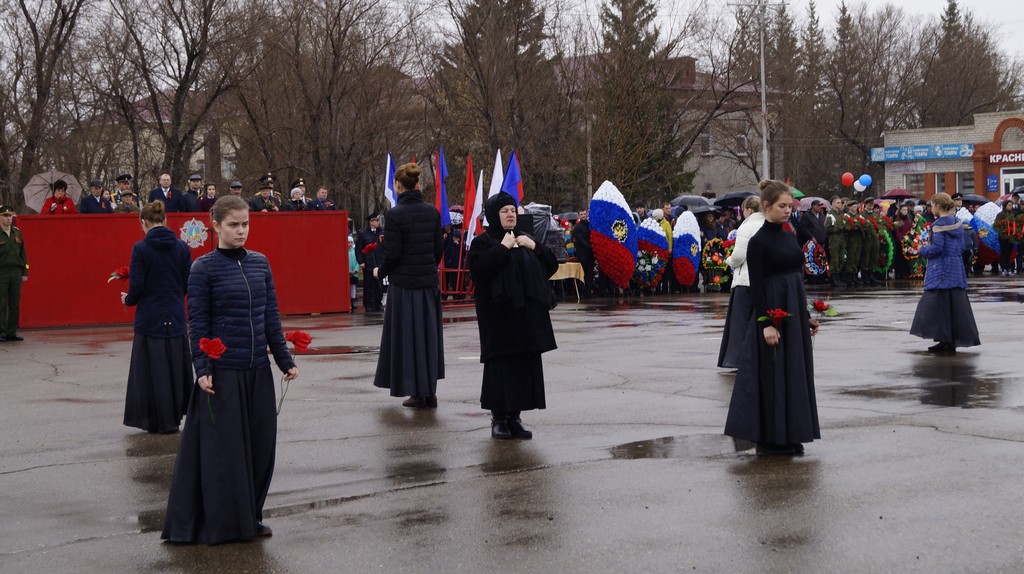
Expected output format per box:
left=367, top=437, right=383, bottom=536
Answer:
left=609, top=434, right=736, bottom=459
left=838, top=356, right=1024, bottom=408
left=295, top=345, right=378, bottom=355
left=37, top=397, right=115, bottom=404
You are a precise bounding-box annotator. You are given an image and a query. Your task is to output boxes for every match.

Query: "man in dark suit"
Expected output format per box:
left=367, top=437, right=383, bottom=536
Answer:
left=309, top=187, right=336, bottom=211
left=148, top=173, right=180, bottom=212
left=178, top=174, right=202, bottom=213
left=80, top=180, right=113, bottom=214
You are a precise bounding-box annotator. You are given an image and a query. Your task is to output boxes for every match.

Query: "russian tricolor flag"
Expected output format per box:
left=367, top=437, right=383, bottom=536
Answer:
left=383, top=152, right=397, bottom=208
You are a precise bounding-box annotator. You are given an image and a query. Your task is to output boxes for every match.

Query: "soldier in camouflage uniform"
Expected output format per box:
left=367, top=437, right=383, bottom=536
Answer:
left=859, top=198, right=880, bottom=285
left=844, top=201, right=864, bottom=286
left=824, top=196, right=848, bottom=287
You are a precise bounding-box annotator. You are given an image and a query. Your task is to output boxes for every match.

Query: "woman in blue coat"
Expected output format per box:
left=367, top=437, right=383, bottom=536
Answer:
left=121, top=200, right=193, bottom=433
left=910, top=192, right=980, bottom=354
left=162, top=195, right=298, bottom=544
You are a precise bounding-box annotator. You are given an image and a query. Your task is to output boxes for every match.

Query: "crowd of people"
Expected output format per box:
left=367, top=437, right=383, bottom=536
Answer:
left=551, top=190, right=1024, bottom=299
left=37, top=172, right=339, bottom=216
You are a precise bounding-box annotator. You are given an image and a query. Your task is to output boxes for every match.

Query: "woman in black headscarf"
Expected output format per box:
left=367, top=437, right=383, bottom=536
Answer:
left=468, top=193, right=558, bottom=439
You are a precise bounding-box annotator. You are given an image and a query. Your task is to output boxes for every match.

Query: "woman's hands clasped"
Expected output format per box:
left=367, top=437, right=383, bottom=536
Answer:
left=500, top=231, right=517, bottom=249
left=514, top=235, right=536, bottom=250
left=809, top=318, right=820, bottom=337
left=763, top=325, right=780, bottom=346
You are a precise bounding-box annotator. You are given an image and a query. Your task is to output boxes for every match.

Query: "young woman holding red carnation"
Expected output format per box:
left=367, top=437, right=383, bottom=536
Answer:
left=724, top=180, right=820, bottom=456
left=120, top=200, right=193, bottom=433
left=162, top=195, right=298, bottom=544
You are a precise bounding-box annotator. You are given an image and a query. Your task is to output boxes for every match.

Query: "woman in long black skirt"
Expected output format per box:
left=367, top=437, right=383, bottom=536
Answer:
left=468, top=193, right=558, bottom=439
left=718, top=195, right=764, bottom=369
left=909, top=192, right=980, bottom=354
left=372, top=163, right=445, bottom=408
left=162, top=196, right=298, bottom=544
left=725, top=180, right=820, bottom=455
left=121, top=200, right=193, bottom=433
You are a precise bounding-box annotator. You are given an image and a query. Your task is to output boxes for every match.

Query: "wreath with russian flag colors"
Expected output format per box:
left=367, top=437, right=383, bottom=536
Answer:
left=588, top=181, right=638, bottom=289
left=634, top=218, right=669, bottom=289
left=671, top=212, right=701, bottom=286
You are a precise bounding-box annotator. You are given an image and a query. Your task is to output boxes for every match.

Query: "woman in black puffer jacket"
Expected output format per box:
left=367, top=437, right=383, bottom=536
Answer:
left=372, top=162, right=445, bottom=408
left=162, top=195, right=298, bottom=545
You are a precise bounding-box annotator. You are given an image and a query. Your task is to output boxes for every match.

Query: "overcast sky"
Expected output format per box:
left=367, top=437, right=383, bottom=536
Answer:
left=644, top=0, right=1024, bottom=60
left=845, top=0, right=1024, bottom=58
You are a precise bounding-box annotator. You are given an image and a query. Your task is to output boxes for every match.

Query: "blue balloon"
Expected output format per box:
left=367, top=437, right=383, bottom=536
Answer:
left=859, top=174, right=873, bottom=187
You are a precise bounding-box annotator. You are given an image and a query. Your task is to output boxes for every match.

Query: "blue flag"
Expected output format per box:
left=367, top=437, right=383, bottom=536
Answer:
left=500, top=150, right=522, bottom=206
left=435, top=146, right=451, bottom=226
left=384, top=152, right=397, bottom=208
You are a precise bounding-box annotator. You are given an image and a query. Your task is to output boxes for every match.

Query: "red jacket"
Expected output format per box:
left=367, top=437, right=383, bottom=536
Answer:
left=41, top=196, right=77, bottom=215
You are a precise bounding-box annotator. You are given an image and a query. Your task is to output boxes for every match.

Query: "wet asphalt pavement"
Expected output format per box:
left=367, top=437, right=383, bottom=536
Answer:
left=2, top=277, right=1024, bottom=573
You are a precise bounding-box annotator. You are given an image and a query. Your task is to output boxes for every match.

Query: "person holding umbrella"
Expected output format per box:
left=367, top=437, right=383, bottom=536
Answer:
left=41, top=180, right=77, bottom=215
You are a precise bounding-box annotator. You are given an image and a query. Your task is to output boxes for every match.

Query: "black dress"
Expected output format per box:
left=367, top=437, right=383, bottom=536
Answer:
left=122, top=226, right=193, bottom=433
left=373, top=190, right=445, bottom=398
left=468, top=231, right=558, bottom=415
left=162, top=247, right=294, bottom=545
left=724, top=221, right=820, bottom=446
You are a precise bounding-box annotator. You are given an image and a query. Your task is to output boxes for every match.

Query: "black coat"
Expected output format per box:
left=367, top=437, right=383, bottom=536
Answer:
left=798, top=211, right=826, bottom=245
left=124, top=226, right=191, bottom=337
left=355, top=226, right=383, bottom=268
left=468, top=231, right=558, bottom=363
left=80, top=194, right=113, bottom=214
left=249, top=194, right=280, bottom=212
left=178, top=190, right=201, bottom=213
left=377, top=190, right=443, bottom=289
left=148, top=186, right=181, bottom=212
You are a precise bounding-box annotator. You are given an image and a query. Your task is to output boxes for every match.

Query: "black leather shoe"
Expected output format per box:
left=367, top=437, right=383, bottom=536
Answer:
left=507, top=418, right=533, bottom=439
left=256, top=522, right=273, bottom=537
left=927, top=343, right=956, bottom=355
left=4, top=335, right=23, bottom=342
left=491, top=418, right=512, bottom=439
left=425, top=395, right=438, bottom=408
left=402, top=396, right=426, bottom=408
left=789, top=443, right=805, bottom=455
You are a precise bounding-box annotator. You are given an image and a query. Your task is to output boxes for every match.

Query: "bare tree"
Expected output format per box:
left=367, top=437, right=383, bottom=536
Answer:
left=0, top=0, right=87, bottom=207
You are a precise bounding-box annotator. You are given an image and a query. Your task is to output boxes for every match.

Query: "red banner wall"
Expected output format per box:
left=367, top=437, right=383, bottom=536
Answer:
left=16, top=211, right=350, bottom=328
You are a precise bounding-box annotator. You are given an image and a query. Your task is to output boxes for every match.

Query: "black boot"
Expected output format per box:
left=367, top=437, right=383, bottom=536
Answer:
left=507, top=415, right=533, bottom=439
left=491, top=414, right=512, bottom=439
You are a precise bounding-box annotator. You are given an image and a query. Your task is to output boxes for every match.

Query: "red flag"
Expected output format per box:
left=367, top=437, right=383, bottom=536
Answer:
left=462, top=155, right=475, bottom=235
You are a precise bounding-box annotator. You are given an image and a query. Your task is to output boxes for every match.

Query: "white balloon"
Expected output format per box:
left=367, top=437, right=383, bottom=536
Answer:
left=854, top=181, right=867, bottom=192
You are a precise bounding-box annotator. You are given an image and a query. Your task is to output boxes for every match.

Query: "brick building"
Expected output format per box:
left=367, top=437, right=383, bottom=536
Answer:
left=875, top=110, right=1024, bottom=199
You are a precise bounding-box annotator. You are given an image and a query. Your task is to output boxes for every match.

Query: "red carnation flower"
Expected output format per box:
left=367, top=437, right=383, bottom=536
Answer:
left=285, top=330, right=312, bottom=353
left=199, top=337, right=226, bottom=360
left=108, top=265, right=130, bottom=283
left=813, top=300, right=830, bottom=313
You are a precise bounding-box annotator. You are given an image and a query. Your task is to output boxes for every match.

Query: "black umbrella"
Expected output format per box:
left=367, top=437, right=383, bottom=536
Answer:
left=960, top=193, right=990, bottom=205
left=670, top=195, right=711, bottom=208
left=688, top=204, right=722, bottom=216
left=714, top=190, right=757, bottom=207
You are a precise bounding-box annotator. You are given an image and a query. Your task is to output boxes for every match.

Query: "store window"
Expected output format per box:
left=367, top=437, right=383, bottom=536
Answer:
left=904, top=173, right=925, bottom=194
left=957, top=172, right=974, bottom=193
left=936, top=174, right=946, bottom=194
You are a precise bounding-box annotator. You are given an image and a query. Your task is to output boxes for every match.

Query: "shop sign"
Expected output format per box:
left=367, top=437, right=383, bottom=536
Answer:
left=988, top=151, right=1024, bottom=164
left=870, top=143, right=974, bottom=162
